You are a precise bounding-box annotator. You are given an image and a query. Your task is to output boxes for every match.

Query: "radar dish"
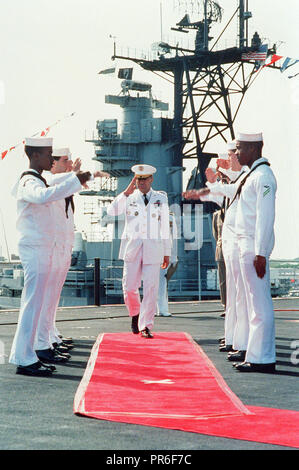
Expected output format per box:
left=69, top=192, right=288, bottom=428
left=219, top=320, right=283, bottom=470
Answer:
left=174, top=0, right=223, bottom=23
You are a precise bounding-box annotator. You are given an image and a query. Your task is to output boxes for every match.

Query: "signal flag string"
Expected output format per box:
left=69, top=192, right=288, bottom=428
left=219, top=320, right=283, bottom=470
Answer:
left=1, top=111, right=76, bottom=160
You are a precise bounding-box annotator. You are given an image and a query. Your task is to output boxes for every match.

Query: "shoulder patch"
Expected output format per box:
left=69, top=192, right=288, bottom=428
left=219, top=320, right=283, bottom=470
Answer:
left=263, top=185, right=270, bottom=197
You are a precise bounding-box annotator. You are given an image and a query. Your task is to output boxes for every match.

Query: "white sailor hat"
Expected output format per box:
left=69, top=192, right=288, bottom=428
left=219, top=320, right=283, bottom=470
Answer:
left=218, top=152, right=229, bottom=160
left=52, top=147, right=72, bottom=159
left=236, top=132, right=263, bottom=142
left=227, top=141, right=236, bottom=150
left=131, top=164, right=157, bottom=179
left=25, top=137, right=53, bottom=147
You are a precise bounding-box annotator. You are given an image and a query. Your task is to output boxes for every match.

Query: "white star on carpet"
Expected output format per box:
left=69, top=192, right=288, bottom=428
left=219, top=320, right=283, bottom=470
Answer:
left=141, top=379, right=174, bottom=384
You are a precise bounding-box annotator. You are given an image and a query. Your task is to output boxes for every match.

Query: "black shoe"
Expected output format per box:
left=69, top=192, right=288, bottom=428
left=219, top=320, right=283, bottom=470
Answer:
left=141, top=327, right=154, bottom=339
left=61, top=341, right=74, bottom=350
left=53, top=341, right=74, bottom=351
left=218, top=337, right=225, bottom=343
left=234, top=361, right=276, bottom=374
left=39, top=361, right=56, bottom=372
left=219, top=344, right=234, bottom=352
left=52, top=343, right=73, bottom=354
left=219, top=312, right=226, bottom=318
left=227, top=350, right=246, bottom=362
left=16, top=361, right=53, bottom=377
left=58, top=336, right=74, bottom=345
left=36, top=348, right=70, bottom=364
left=131, top=314, right=139, bottom=334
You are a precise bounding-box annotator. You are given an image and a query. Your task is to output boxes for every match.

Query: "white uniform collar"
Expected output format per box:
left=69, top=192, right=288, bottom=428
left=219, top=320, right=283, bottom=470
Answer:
left=138, top=188, right=152, bottom=201
left=251, top=157, right=269, bottom=170
left=11, top=169, right=42, bottom=197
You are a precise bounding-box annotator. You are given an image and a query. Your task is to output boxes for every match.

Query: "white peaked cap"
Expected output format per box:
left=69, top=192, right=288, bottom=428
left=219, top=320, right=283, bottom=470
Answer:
left=131, top=164, right=157, bottom=178
left=236, top=132, right=263, bottom=142
left=25, top=137, right=53, bottom=147
left=52, top=147, right=71, bottom=159
left=227, top=141, right=236, bottom=150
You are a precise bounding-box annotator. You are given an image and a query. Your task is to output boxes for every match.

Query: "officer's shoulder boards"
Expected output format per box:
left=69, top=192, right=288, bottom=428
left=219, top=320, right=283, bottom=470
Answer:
left=156, top=190, right=168, bottom=200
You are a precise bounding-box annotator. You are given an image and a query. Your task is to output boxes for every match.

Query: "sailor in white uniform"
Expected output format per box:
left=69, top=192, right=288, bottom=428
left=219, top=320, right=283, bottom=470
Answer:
left=204, top=147, right=250, bottom=361
left=32, top=147, right=77, bottom=363
left=9, top=137, right=92, bottom=376
left=35, top=148, right=110, bottom=363
left=107, top=164, right=171, bottom=338
left=232, top=132, right=277, bottom=373
left=183, top=145, right=249, bottom=359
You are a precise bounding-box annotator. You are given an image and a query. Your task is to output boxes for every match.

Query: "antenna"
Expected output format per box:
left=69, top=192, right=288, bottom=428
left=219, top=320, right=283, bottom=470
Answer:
left=0, top=208, right=10, bottom=262
left=239, top=0, right=252, bottom=48
left=160, top=2, right=163, bottom=41
left=172, top=0, right=223, bottom=51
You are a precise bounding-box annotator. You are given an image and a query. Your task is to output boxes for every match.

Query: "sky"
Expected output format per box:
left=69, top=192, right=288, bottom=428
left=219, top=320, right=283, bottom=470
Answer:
left=0, top=0, right=298, bottom=260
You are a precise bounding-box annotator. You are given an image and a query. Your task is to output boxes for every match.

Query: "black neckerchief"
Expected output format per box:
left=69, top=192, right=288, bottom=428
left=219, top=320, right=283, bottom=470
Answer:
left=222, top=170, right=245, bottom=216
left=65, top=195, right=74, bottom=218
left=227, top=162, right=270, bottom=209
left=20, top=171, right=49, bottom=187
left=219, top=180, right=229, bottom=222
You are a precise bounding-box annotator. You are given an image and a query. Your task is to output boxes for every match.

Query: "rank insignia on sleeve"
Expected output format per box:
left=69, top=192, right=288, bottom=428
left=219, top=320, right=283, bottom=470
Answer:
left=263, top=185, right=270, bottom=197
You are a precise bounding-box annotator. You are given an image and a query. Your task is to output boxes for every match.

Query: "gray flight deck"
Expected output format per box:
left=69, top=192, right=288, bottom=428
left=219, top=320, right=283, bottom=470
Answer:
left=0, top=298, right=298, bottom=452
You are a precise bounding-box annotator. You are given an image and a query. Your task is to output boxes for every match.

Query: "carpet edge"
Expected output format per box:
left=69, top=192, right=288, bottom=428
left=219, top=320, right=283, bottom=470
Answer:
left=73, top=333, right=104, bottom=414
left=183, top=332, right=252, bottom=416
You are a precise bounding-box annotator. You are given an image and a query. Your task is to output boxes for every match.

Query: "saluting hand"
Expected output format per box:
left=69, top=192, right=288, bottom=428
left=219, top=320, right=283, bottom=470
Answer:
left=161, top=256, right=170, bottom=270
left=254, top=255, right=266, bottom=279
left=124, top=176, right=137, bottom=197
left=72, top=158, right=82, bottom=172
left=205, top=168, right=217, bottom=183
left=216, top=158, right=230, bottom=170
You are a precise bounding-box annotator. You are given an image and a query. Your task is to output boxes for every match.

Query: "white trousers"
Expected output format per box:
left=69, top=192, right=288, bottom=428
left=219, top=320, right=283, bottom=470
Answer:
left=122, top=246, right=161, bottom=331
left=222, top=239, right=249, bottom=350
left=9, top=244, right=54, bottom=366
left=238, top=244, right=276, bottom=364
left=35, top=245, right=71, bottom=350
left=50, top=247, right=72, bottom=345
left=232, top=254, right=250, bottom=351
left=222, top=245, right=237, bottom=346
left=156, top=267, right=169, bottom=315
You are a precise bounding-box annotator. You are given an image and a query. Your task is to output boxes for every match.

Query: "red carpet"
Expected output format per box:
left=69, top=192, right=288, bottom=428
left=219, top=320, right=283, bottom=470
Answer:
left=74, top=332, right=299, bottom=448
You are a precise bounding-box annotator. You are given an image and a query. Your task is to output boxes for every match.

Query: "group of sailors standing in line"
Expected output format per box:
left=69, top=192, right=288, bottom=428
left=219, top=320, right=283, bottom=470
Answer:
left=183, top=132, right=277, bottom=373
left=9, top=129, right=277, bottom=377
left=9, top=137, right=109, bottom=376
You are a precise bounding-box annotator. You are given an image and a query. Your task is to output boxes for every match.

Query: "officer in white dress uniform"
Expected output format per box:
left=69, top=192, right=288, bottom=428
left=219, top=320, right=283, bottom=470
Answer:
left=232, top=132, right=277, bottom=373
left=156, top=213, right=178, bottom=317
left=107, top=164, right=171, bottom=338
left=9, top=138, right=92, bottom=376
